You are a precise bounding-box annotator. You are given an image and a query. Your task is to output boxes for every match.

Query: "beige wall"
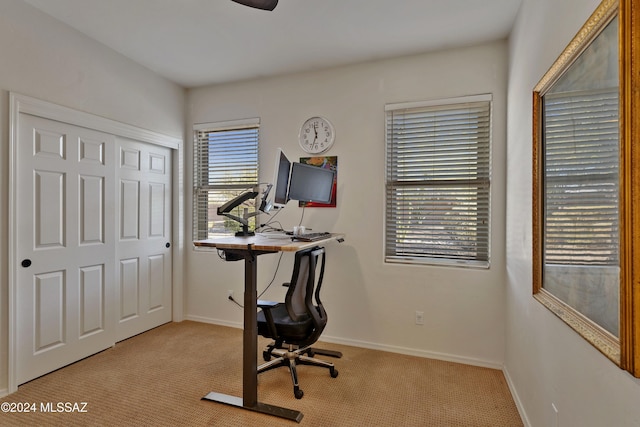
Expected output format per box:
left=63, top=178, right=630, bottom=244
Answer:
left=186, top=40, right=508, bottom=367
left=505, top=0, right=640, bottom=425
left=0, top=0, right=185, bottom=393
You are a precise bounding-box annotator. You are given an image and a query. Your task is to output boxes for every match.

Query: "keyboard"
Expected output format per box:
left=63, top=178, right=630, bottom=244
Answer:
left=293, top=231, right=331, bottom=242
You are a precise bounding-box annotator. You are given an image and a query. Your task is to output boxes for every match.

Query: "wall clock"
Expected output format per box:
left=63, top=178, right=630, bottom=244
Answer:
left=299, top=116, right=335, bottom=154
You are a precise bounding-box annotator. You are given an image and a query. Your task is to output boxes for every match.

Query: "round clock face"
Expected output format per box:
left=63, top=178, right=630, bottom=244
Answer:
left=299, top=117, right=335, bottom=154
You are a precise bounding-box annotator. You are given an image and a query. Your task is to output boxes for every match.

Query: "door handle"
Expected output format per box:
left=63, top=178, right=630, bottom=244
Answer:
left=21, top=259, right=32, bottom=268
left=165, top=242, right=171, bottom=248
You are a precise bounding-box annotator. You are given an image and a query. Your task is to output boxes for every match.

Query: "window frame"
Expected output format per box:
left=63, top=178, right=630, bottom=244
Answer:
left=384, top=94, right=492, bottom=268
left=192, top=118, right=259, bottom=240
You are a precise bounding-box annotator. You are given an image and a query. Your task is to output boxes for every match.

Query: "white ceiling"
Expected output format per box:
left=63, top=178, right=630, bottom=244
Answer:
left=22, top=0, right=522, bottom=88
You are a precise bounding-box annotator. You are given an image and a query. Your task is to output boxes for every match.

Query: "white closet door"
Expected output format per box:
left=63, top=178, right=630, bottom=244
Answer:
left=115, top=137, right=172, bottom=340
left=16, top=114, right=117, bottom=384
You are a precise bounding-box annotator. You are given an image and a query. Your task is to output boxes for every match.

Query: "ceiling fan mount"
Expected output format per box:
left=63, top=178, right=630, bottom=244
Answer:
left=231, top=0, right=279, bottom=11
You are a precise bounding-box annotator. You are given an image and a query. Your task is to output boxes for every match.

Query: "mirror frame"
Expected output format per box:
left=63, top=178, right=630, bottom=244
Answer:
left=533, top=0, right=640, bottom=376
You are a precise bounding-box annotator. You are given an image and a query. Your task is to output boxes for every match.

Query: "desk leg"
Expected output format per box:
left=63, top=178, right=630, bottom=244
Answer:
left=242, top=252, right=258, bottom=407
left=203, top=250, right=303, bottom=423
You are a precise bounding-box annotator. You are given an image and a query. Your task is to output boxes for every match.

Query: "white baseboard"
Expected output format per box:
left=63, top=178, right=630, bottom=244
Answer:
left=503, top=366, right=531, bottom=427
left=320, top=334, right=504, bottom=370
left=184, top=315, right=503, bottom=370
left=183, top=314, right=242, bottom=330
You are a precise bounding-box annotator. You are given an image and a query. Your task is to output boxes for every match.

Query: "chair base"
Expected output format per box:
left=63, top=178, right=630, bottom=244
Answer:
left=258, top=343, right=339, bottom=399
left=304, top=346, right=343, bottom=359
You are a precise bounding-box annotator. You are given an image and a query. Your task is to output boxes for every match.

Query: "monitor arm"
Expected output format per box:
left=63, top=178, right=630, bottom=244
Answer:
left=217, top=184, right=273, bottom=237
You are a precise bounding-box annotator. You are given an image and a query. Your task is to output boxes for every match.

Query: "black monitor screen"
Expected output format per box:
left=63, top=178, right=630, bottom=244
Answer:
left=288, top=162, right=335, bottom=204
left=272, top=149, right=291, bottom=208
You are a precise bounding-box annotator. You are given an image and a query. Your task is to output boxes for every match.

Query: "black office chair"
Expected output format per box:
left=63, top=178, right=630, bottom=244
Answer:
left=257, top=246, right=340, bottom=399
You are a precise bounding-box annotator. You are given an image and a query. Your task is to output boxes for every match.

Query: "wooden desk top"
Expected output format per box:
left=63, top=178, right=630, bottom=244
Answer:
left=193, top=233, right=345, bottom=253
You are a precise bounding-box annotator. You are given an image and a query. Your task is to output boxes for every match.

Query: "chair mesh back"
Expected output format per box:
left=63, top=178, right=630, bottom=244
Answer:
left=287, top=254, right=310, bottom=320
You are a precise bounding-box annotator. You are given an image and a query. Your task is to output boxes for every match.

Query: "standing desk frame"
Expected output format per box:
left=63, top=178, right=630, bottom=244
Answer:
left=193, top=233, right=344, bottom=423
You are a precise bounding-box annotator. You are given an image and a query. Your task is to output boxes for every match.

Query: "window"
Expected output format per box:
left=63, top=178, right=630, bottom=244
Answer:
left=193, top=119, right=259, bottom=239
left=385, top=95, right=491, bottom=267
left=541, top=88, right=620, bottom=337
left=543, top=89, right=620, bottom=267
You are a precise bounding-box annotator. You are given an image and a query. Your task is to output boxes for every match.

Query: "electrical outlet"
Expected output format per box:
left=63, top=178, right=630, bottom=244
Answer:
left=227, top=290, right=234, bottom=300
left=415, top=311, right=424, bottom=325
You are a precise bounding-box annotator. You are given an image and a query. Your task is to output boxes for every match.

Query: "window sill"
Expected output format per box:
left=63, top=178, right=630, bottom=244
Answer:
left=385, top=256, right=489, bottom=269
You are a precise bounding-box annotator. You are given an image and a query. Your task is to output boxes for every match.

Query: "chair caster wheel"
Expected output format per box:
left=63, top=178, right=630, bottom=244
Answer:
left=330, top=368, right=339, bottom=378
left=294, top=388, right=304, bottom=399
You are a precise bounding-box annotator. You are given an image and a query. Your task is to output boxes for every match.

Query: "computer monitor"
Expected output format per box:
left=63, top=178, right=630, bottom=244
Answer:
left=288, top=162, right=335, bottom=205
left=272, top=148, right=292, bottom=208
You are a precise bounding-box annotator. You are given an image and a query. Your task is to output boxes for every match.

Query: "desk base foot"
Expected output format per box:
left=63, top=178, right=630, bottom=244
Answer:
left=202, top=391, right=303, bottom=423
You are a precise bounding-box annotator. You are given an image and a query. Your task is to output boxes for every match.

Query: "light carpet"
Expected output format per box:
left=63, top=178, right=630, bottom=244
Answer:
left=0, top=321, right=523, bottom=426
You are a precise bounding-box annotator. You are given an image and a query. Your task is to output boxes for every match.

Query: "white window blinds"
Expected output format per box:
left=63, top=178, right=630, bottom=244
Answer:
left=193, top=119, right=259, bottom=239
left=385, top=95, right=491, bottom=267
left=543, top=88, right=619, bottom=265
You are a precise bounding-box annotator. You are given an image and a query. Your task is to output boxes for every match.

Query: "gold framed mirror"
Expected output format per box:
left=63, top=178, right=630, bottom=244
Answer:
left=533, top=0, right=640, bottom=376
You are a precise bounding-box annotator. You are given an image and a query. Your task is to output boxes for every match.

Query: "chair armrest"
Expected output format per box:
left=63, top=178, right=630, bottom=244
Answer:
left=257, top=300, right=279, bottom=308
left=257, top=300, right=279, bottom=339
